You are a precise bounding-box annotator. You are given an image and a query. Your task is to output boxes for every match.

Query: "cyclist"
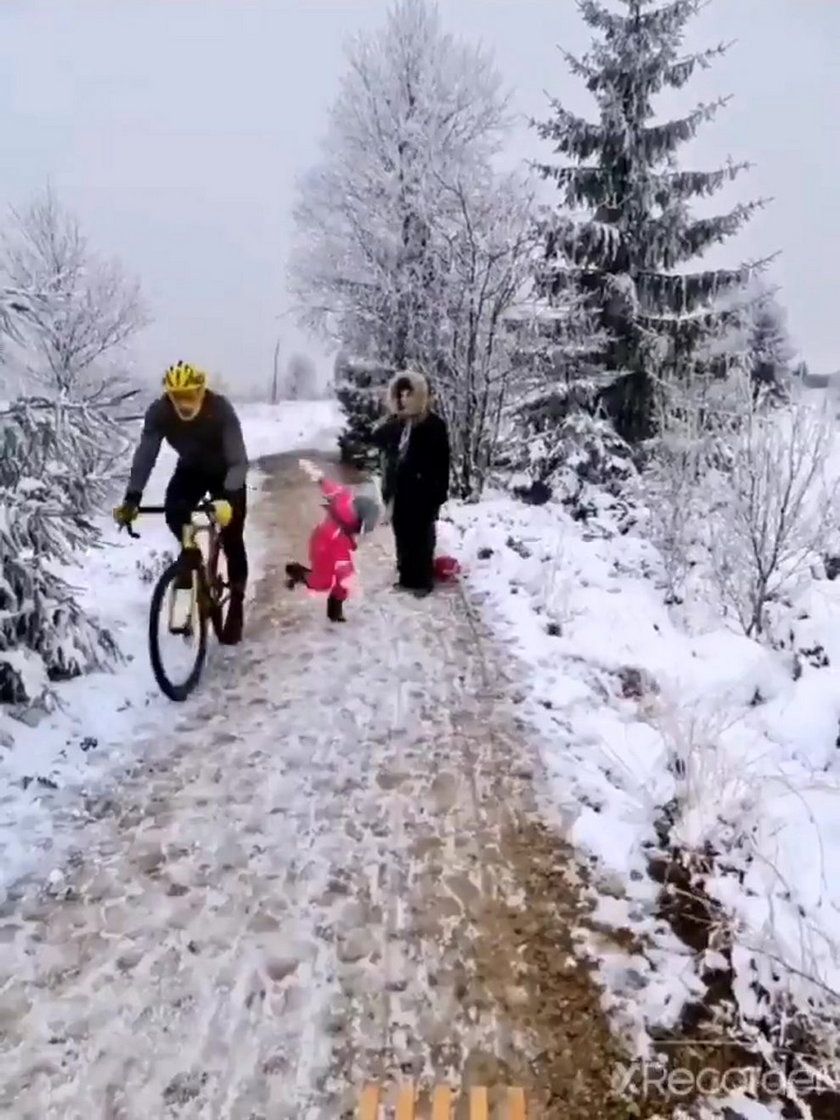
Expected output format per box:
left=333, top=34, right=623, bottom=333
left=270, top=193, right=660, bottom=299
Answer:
left=113, top=361, right=249, bottom=645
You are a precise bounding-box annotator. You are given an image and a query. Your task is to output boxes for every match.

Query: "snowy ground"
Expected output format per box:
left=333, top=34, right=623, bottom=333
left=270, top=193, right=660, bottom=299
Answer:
left=0, top=399, right=341, bottom=896
left=446, top=466, right=840, bottom=1113
left=0, top=451, right=624, bottom=1120
left=8, top=392, right=840, bottom=1115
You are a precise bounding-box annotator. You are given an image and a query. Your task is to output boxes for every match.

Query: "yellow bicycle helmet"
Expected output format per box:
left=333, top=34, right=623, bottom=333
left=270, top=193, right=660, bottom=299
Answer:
left=163, top=361, right=207, bottom=420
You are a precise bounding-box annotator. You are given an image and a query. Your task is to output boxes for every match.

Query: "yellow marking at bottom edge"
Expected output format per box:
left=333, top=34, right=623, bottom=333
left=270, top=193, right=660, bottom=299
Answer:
left=396, top=1083, right=416, bottom=1120
left=431, top=1085, right=452, bottom=1120
left=358, top=1083, right=526, bottom=1118
left=359, top=1084, right=379, bottom=1120
left=508, top=1086, right=526, bottom=1119
left=469, top=1086, right=489, bottom=1119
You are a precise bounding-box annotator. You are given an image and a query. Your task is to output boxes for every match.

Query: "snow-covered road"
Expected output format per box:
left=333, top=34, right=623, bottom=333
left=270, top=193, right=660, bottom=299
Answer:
left=0, top=453, right=626, bottom=1120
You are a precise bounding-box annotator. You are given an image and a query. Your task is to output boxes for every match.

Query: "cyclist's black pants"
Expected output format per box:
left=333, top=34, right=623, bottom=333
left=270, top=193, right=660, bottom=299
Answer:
left=165, top=463, right=248, bottom=589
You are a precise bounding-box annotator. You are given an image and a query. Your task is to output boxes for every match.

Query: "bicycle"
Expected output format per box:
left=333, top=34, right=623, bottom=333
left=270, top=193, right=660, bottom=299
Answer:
left=121, top=503, right=230, bottom=701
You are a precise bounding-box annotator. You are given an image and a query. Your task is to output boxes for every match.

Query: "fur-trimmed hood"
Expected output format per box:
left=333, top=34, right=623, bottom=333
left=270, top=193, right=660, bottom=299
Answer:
left=386, top=369, right=430, bottom=419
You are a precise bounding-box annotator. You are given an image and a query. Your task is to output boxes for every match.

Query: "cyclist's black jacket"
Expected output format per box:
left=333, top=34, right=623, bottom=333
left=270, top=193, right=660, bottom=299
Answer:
left=127, top=390, right=248, bottom=497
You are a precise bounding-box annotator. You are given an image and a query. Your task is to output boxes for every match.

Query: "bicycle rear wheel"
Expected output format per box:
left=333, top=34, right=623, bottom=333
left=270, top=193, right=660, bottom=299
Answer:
left=148, top=560, right=208, bottom=701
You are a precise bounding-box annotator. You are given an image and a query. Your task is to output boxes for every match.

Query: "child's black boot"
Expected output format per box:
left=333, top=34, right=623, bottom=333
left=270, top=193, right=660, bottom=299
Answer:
left=326, top=595, right=345, bottom=623
left=285, top=562, right=311, bottom=589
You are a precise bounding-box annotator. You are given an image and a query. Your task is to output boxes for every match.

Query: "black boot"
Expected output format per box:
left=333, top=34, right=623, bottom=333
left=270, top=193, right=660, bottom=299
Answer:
left=220, top=584, right=245, bottom=644
left=174, top=565, right=193, bottom=591
left=326, top=595, right=345, bottom=623
left=285, top=562, right=310, bottom=589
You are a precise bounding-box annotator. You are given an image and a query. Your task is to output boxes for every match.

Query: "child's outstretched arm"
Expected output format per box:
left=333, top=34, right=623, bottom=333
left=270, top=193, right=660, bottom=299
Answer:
left=299, top=459, right=351, bottom=508
left=298, top=457, right=323, bottom=483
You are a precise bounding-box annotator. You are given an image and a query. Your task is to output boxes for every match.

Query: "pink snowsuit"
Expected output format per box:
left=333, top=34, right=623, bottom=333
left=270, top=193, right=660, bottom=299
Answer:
left=304, top=478, right=359, bottom=602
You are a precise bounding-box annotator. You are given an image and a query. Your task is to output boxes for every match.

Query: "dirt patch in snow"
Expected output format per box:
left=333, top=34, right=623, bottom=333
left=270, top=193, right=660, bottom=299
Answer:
left=0, top=451, right=655, bottom=1119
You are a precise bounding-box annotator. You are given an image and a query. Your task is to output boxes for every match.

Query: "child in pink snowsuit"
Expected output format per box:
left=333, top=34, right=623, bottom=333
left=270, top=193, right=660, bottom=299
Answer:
left=285, top=463, right=380, bottom=622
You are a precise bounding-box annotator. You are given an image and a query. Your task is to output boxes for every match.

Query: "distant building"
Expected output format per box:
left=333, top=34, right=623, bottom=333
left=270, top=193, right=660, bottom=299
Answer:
left=800, top=371, right=836, bottom=389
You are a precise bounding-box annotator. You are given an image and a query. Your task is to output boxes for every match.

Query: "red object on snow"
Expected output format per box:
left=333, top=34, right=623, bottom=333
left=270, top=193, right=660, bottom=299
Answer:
left=434, top=554, right=461, bottom=582
left=305, top=478, right=360, bottom=601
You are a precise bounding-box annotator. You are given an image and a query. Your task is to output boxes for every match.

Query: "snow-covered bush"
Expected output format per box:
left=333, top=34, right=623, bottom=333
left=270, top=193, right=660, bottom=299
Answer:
left=0, top=397, right=128, bottom=705
left=508, top=403, right=634, bottom=506
left=643, top=370, right=840, bottom=637
left=640, top=368, right=740, bottom=604
left=643, top=689, right=840, bottom=1098
left=705, top=391, right=839, bottom=638
left=522, top=525, right=583, bottom=635
left=0, top=485, right=118, bottom=705
left=135, top=548, right=176, bottom=585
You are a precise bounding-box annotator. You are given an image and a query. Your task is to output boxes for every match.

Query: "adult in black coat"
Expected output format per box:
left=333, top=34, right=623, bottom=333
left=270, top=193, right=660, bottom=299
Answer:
left=371, top=370, right=450, bottom=597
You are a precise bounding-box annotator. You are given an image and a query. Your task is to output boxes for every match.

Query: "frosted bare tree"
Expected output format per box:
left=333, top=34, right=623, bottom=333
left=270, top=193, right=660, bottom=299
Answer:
left=290, top=0, right=514, bottom=462
left=291, top=0, right=509, bottom=359
left=642, top=360, right=738, bottom=603
left=1, top=188, right=148, bottom=399
left=645, top=365, right=839, bottom=635
left=707, top=380, right=839, bottom=637
left=431, top=170, right=536, bottom=497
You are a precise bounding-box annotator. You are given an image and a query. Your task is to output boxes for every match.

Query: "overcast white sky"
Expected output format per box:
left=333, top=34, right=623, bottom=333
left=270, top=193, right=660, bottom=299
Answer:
left=1, top=0, right=837, bottom=392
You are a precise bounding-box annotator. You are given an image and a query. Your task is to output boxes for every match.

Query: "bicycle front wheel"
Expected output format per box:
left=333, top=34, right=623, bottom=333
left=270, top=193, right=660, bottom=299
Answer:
left=148, top=560, right=208, bottom=701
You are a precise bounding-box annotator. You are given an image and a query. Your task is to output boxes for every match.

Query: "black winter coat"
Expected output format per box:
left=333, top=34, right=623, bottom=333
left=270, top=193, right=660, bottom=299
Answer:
left=372, top=412, right=450, bottom=515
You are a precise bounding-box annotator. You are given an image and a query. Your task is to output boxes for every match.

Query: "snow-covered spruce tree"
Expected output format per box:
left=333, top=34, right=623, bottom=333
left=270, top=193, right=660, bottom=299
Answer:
left=333, top=351, right=393, bottom=466
left=0, top=398, right=127, bottom=705
left=500, top=278, right=636, bottom=504
left=1, top=187, right=147, bottom=399
left=289, top=0, right=510, bottom=462
left=533, top=0, right=767, bottom=444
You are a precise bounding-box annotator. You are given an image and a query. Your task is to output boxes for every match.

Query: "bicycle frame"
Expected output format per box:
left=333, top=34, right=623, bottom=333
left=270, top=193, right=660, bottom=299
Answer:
left=125, top=503, right=226, bottom=629
left=173, top=517, right=222, bottom=633
left=121, top=502, right=230, bottom=700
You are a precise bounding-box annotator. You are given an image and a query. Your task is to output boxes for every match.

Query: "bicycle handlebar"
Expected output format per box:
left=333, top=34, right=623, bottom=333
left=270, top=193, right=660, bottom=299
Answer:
left=136, top=503, right=216, bottom=515
left=120, top=502, right=218, bottom=540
